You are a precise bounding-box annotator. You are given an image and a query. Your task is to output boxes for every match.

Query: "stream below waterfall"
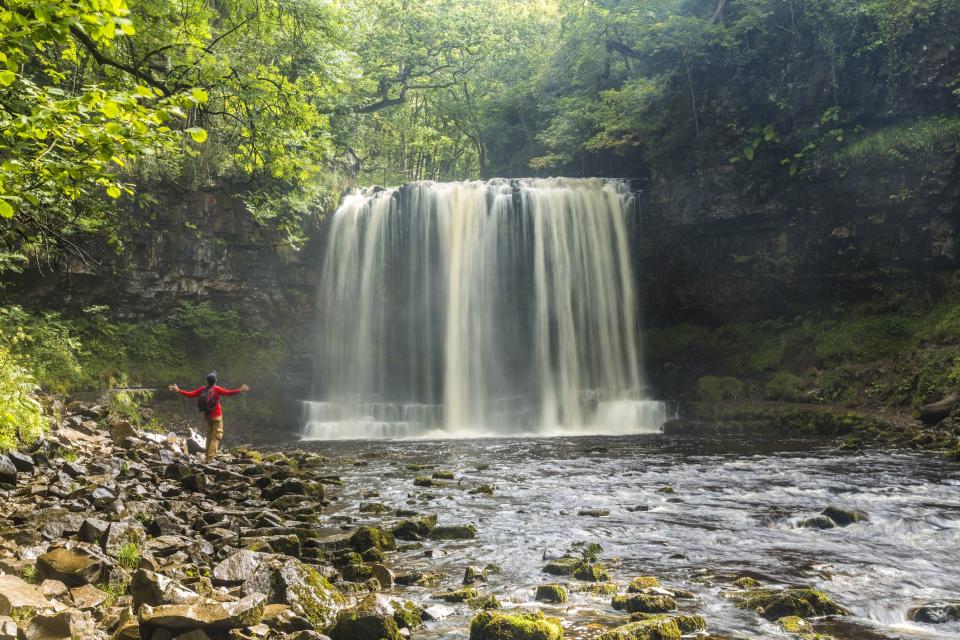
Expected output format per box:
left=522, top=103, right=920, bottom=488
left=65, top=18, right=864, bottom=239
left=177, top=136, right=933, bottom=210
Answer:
left=290, top=435, right=960, bottom=639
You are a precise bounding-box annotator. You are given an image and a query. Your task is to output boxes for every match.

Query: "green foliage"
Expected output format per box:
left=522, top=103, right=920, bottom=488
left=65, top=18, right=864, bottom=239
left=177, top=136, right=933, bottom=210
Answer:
left=115, top=542, right=141, bottom=571
left=0, top=341, right=47, bottom=452
left=697, top=376, right=745, bottom=402
left=763, top=373, right=808, bottom=403
left=839, top=117, right=960, bottom=168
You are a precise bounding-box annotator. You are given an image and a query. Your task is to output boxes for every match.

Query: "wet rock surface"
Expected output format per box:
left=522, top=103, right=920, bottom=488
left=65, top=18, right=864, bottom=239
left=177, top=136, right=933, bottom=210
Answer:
left=0, top=406, right=958, bottom=639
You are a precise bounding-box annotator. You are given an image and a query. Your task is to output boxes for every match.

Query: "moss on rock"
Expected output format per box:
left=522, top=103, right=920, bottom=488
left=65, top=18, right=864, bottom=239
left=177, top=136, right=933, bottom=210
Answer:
left=627, top=577, right=660, bottom=592
left=433, top=588, right=479, bottom=603
left=733, top=587, right=848, bottom=620
left=469, top=610, right=564, bottom=640
left=595, top=616, right=682, bottom=640
left=535, top=584, right=568, bottom=603
left=349, top=526, right=396, bottom=552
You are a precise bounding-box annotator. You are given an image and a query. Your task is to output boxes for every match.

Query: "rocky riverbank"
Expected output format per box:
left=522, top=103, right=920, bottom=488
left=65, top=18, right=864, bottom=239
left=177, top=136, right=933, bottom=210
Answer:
left=0, top=400, right=958, bottom=640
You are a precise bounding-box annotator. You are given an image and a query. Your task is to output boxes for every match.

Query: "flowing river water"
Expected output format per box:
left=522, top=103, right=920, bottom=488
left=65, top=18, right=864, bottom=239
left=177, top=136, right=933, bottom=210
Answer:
left=291, top=434, right=960, bottom=640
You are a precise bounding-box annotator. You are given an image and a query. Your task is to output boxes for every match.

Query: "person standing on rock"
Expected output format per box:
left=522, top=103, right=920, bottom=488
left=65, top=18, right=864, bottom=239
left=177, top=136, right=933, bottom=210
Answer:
left=168, top=372, right=249, bottom=462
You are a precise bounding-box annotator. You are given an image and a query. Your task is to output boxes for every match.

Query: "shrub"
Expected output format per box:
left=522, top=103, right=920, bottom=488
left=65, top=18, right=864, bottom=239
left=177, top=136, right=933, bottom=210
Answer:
left=116, top=542, right=141, bottom=571
left=763, top=373, right=808, bottom=402
left=0, top=343, right=46, bottom=451
left=697, top=376, right=745, bottom=402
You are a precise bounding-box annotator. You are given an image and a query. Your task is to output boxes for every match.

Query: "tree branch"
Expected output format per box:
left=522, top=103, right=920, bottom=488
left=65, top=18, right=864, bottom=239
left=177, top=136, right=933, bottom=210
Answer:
left=70, top=25, right=173, bottom=95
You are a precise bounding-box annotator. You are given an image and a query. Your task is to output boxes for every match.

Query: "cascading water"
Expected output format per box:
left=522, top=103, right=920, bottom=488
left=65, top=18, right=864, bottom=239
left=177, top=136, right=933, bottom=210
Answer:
left=301, top=178, right=667, bottom=439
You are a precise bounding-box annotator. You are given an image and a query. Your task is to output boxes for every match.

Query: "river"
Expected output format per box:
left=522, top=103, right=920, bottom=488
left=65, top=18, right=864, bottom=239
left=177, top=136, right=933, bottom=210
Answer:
left=290, top=434, right=960, bottom=639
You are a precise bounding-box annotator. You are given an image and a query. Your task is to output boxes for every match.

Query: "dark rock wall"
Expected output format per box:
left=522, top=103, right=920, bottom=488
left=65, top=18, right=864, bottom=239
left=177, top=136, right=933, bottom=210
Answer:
left=636, top=150, right=960, bottom=326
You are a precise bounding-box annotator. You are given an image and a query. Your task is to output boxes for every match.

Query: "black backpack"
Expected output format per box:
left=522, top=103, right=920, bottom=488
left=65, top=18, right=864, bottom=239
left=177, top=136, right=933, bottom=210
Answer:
left=197, top=386, right=218, bottom=413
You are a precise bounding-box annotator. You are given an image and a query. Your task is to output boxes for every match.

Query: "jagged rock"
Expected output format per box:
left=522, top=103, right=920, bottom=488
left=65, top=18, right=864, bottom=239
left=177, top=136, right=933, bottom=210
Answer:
left=103, top=519, right=147, bottom=555
left=469, top=610, right=563, bottom=640
left=138, top=593, right=267, bottom=630
left=260, top=604, right=312, bottom=633
left=68, top=584, right=109, bottom=610
left=328, top=595, right=402, bottom=640
left=90, top=487, right=117, bottom=508
left=38, top=581, right=68, bottom=599
left=0, top=574, right=53, bottom=617
left=186, top=430, right=206, bottom=455
left=908, top=603, right=960, bottom=624
left=109, top=420, right=138, bottom=444
left=24, top=609, right=99, bottom=640
left=213, top=550, right=270, bottom=585
left=78, top=518, right=110, bottom=544
left=0, top=455, right=17, bottom=485
left=130, top=570, right=201, bottom=607
left=6, top=451, right=34, bottom=473
left=241, top=557, right=345, bottom=629
left=36, top=548, right=103, bottom=586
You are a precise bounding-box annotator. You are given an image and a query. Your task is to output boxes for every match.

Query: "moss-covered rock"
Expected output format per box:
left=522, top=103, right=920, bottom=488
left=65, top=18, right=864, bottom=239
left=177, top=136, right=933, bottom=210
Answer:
left=433, top=588, right=479, bottom=603
left=432, top=470, right=455, bottom=479
left=390, top=599, right=424, bottom=630
left=430, top=524, right=477, bottom=540
left=777, top=615, right=836, bottom=639
left=627, top=577, right=660, bottom=592
left=731, top=577, right=761, bottom=589
left=391, top=515, right=437, bottom=540
left=798, top=516, right=836, bottom=530
left=573, top=562, right=611, bottom=582
left=468, top=594, right=503, bottom=610
left=349, top=527, right=396, bottom=552
left=469, top=610, right=563, bottom=640
left=577, top=583, right=618, bottom=596
left=542, top=557, right=580, bottom=577
left=535, top=584, right=568, bottom=603
left=732, top=588, right=848, bottom=620
left=623, top=594, right=676, bottom=614
left=329, top=594, right=403, bottom=640
left=595, top=616, right=682, bottom=640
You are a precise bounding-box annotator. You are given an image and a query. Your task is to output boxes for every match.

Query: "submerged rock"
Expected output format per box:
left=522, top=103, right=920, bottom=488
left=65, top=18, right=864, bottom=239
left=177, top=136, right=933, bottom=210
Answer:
left=469, top=610, right=563, bottom=640
left=907, top=603, right=960, bottom=624
left=798, top=516, right=836, bottom=530
left=820, top=506, right=867, bottom=527
left=429, top=524, right=477, bottom=540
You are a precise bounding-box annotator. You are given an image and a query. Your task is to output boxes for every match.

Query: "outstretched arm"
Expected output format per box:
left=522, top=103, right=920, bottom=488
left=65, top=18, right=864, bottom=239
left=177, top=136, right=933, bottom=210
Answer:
left=169, top=384, right=203, bottom=397
left=218, top=384, right=250, bottom=396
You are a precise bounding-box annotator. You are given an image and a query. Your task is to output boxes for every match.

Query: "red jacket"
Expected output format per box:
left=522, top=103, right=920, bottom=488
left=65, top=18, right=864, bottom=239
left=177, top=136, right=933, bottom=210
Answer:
left=177, top=385, right=243, bottom=418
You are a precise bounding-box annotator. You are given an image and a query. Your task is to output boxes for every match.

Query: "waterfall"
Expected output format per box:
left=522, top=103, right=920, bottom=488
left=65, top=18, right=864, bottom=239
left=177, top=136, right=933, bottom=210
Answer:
left=301, top=178, right=667, bottom=439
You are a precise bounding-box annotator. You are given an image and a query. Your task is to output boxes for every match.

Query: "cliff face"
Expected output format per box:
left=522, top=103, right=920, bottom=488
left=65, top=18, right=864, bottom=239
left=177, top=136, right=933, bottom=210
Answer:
left=14, top=188, right=322, bottom=327
left=636, top=149, right=960, bottom=326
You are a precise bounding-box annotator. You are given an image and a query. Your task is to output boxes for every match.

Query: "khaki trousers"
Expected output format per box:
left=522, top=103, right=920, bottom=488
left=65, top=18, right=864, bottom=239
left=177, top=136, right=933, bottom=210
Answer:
left=205, top=417, right=224, bottom=462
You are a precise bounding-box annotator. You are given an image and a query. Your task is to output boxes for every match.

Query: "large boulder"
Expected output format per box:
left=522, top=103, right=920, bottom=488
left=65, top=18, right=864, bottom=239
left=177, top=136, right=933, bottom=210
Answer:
left=920, top=394, right=960, bottom=426
left=36, top=548, right=103, bottom=586
left=138, top=593, right=267, bottom=631
left=6, top=451, right=34, bottom=473
left=469, top=610, right=563, bottom=640
left=328, top=595, right=402, bottom=640
left=212, top=550, right=270, bottom=585
left=348, top=527, right=396, bottom=552
left=0, top=575, right=53, bottom=617
left=241, top=557, right=345, bottom=629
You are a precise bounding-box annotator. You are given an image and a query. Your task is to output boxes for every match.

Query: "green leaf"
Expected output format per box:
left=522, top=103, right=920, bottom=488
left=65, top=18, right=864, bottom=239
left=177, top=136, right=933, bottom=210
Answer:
left=744, top=147, right=754, bottom=161
left=106, top=186, right=122, bottom=199
left=190, top=88, right=209, bottom=103
left=0, top=200, right=13, bottom=218
left=0, top=70, right=16, bottom=86
left=186, top=127, right=208, bottom=143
